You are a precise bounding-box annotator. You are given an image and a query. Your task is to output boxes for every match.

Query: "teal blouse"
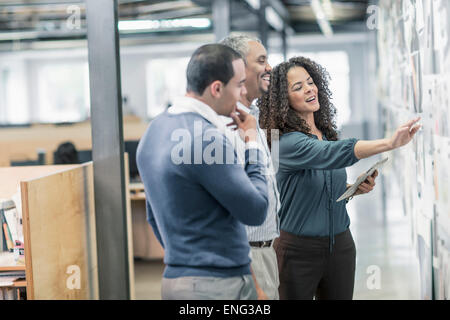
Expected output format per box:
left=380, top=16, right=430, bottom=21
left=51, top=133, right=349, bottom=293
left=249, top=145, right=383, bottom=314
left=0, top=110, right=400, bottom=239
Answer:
left=276, top=132, right=359, bottom=249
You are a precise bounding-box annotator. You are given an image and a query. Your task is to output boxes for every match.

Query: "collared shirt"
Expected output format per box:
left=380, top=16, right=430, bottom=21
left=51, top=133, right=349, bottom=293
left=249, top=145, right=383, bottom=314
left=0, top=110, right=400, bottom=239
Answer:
left=221, top=101, right=281, bottom=242
left=275, top=132, right=359, bottom=247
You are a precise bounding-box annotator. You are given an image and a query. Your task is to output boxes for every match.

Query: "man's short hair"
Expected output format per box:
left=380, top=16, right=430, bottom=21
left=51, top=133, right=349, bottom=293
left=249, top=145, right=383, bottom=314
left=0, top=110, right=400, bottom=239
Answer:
left=186, top=44, right=243, bottom=96
left=219, top=34, right=262, bottom=64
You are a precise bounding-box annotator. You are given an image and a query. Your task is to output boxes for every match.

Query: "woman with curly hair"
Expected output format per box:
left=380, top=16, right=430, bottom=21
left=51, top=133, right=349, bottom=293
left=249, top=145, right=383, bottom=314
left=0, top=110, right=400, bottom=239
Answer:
left=258, top=56, right=420, bottom=300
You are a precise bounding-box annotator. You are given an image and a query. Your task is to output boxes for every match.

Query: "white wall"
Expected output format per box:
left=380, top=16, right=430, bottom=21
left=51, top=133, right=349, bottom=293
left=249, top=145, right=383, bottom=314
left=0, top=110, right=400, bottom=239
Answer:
left=0, top=32, right=377, bottom=130
left=120, top=55, right=148, bottom=119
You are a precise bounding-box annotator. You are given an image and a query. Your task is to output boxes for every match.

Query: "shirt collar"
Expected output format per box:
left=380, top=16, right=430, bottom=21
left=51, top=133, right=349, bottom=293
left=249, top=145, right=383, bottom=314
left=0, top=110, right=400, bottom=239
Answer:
left=237, top=100, right=259, bottom=113
left=171, top=96, right=218, bottom=116
left=236, top=101, right=250, bottom=113
left=169, top=96, right=226, bottom=130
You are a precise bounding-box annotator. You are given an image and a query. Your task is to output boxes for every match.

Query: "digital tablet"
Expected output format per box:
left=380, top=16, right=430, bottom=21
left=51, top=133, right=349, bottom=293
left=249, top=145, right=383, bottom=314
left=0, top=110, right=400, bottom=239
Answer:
left=337, top=157, right=389, bottom=202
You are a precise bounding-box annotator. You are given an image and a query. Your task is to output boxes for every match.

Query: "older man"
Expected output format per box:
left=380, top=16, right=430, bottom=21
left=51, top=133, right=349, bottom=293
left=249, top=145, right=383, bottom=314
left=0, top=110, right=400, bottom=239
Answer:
left=220, top=35, right=281, bottom=300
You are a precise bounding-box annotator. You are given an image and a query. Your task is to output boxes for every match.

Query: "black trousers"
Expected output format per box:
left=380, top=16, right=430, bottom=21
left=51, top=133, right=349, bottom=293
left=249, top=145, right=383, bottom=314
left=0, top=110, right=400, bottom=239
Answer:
left=274, top=228, right=356, bottom=300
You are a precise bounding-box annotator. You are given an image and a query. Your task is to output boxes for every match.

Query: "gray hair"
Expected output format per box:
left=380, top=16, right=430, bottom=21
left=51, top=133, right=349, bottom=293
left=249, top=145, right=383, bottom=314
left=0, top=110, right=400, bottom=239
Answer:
left=219, top=34, right=261, bottom=64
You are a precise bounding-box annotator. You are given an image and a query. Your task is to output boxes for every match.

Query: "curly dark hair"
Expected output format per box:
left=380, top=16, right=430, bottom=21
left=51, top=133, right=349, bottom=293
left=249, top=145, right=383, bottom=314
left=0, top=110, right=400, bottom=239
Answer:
left=258, top=56, right=338, bottom=149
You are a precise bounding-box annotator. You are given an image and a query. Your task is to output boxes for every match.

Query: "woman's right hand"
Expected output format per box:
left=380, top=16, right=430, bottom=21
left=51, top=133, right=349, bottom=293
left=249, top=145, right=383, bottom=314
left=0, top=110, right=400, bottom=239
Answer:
left=354, top=117, right=421, bottom=159
left=388, top=117, right=421, bottom=150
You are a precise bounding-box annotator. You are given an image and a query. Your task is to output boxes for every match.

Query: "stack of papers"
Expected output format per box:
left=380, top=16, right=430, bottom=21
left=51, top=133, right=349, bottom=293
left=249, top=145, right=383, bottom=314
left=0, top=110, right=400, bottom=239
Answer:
left=0, top=270, right=25, bottom=287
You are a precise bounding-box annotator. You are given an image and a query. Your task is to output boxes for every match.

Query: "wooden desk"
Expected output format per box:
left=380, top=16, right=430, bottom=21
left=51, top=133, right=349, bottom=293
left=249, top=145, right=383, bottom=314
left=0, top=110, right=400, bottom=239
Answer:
left=128, top=183, right=164, bottom=260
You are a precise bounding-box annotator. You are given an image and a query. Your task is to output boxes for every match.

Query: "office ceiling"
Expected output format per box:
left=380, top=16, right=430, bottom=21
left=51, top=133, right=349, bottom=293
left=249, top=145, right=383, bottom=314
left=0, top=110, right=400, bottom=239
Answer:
left=0, top=0, right=372, bottom=44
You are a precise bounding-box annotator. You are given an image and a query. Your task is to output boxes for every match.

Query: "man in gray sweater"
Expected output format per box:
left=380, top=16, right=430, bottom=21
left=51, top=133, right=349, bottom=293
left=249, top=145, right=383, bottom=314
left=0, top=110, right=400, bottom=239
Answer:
left=136, top=44, right=269, bottom=299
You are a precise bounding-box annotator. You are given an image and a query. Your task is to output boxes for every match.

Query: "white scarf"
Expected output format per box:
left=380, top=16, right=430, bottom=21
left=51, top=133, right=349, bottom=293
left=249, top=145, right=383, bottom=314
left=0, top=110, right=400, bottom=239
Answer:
left=168, top=96, right=244, bottom=164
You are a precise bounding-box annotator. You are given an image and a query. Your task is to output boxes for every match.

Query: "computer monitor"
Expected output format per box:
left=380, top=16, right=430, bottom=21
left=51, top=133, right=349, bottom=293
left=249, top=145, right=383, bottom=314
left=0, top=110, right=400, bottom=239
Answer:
left=10, top=160, right=40, bottom=166
left=52, top=142, right=138, bottom=179
left=0, top=123, right=32, bottom=128
left=11, top=150, right=45, bottom=166
left=78, top=150, right=92, bottom=163
left=53, top=149, right=92, bottom=164
left=124, top=140, right=140, bottom=181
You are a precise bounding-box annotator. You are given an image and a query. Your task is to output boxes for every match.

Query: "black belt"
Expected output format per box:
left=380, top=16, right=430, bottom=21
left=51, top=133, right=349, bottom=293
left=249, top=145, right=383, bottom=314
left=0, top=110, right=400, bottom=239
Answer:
left=249, top=240, right=272, bottom=248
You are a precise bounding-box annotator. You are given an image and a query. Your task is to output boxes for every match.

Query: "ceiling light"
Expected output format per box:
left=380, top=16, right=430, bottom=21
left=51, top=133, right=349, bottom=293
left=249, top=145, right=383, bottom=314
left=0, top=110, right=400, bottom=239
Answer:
left=244, top=0, right=260, bottom=10
left=265, top=6, right=284, bottom=32
left=118, top=18, right=211, bottom=32
left=321, top=0, right=334, bottom=20
left=311, top=0, right=333, bottom=38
